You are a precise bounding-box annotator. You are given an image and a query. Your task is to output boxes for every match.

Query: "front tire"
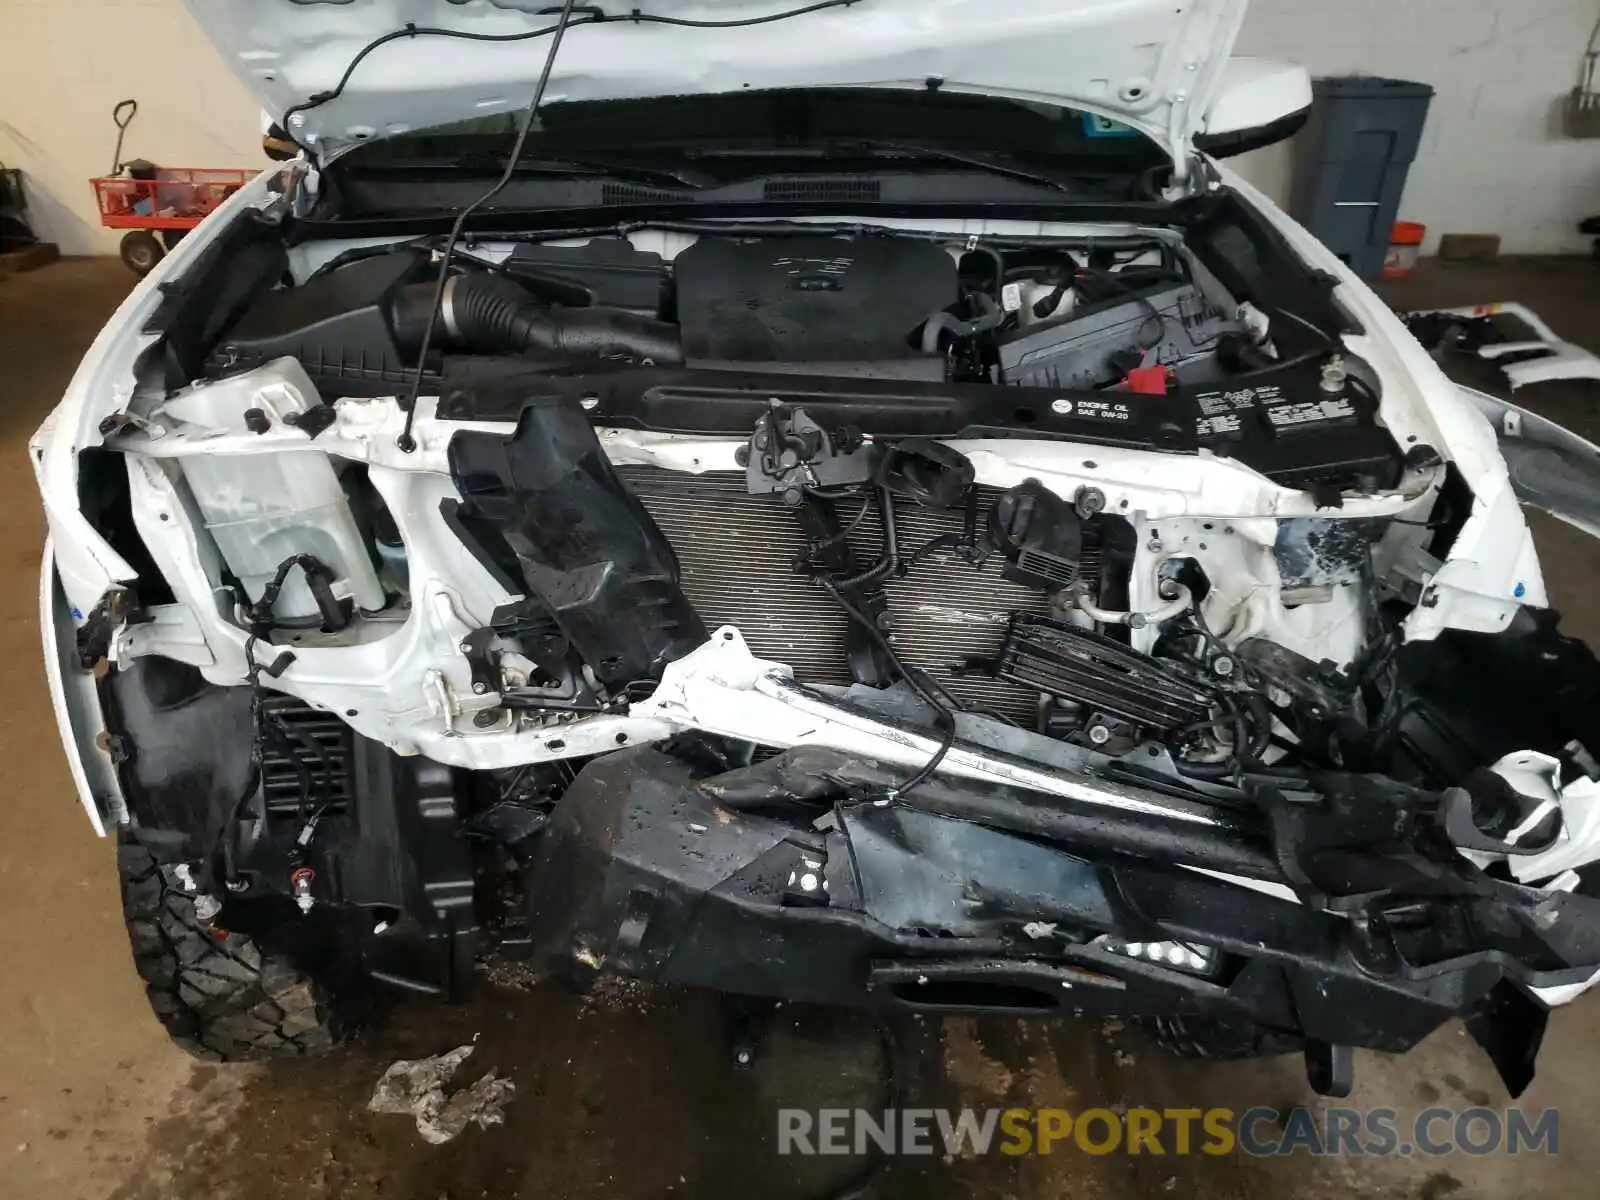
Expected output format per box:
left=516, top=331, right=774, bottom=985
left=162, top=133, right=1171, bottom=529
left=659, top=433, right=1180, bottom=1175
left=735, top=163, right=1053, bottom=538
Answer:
left=117, top=833, right=346, bottom=1060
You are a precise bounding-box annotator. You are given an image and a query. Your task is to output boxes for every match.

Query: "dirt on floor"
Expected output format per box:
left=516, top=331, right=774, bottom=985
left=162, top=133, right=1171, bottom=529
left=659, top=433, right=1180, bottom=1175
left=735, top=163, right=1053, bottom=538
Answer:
left=4, top=256, right=1600, bottom=1200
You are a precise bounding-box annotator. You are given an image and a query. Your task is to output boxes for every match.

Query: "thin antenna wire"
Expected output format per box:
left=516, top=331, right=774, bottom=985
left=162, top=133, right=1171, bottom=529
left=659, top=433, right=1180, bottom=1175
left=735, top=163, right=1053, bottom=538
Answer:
left=396, top=0, right=580, bottom=453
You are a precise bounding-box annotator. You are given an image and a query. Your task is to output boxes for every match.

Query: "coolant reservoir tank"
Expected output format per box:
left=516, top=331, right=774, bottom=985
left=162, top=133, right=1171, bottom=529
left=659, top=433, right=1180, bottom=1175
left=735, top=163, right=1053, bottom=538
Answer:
left=160, top=358, right=386, bottom=622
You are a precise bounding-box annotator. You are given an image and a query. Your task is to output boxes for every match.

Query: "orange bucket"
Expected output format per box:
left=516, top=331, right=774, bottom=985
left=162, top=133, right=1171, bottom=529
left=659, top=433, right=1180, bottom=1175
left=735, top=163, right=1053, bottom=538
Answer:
left=1382, top=221, right=1427, bottom=279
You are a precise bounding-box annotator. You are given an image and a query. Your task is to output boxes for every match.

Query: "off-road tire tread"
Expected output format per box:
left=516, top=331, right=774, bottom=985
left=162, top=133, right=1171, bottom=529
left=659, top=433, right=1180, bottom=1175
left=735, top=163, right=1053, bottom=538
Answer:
left=117, top=834, right=343, bottom=1061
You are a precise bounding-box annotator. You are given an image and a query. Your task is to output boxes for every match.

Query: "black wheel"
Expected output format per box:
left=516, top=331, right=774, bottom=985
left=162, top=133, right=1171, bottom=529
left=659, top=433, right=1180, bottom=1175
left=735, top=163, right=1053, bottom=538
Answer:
left=1145, top=1015, right=1303, bottom=1062
left=118, top=230, right=163, bottom=275
left=117, top=832, right=347, bottom=1061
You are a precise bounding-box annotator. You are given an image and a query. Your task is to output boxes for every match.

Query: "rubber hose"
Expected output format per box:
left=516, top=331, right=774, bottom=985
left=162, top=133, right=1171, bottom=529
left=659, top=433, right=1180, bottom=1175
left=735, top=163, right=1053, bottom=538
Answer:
left=918, top=291, right=1003, bottom=354
left=394, top=274, right=683, bottom=365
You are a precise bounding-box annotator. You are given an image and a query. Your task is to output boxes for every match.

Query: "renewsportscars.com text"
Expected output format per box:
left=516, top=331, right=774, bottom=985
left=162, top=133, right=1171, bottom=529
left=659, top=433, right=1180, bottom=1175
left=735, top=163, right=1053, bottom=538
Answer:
left=777, top=1107, right=1559, bottom=1158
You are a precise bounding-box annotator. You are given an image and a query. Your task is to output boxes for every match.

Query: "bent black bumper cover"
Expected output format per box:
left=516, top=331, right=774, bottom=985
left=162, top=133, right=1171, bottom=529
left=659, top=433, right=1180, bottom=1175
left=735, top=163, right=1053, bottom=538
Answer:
left=525, top=748, right=1600, bottom=1096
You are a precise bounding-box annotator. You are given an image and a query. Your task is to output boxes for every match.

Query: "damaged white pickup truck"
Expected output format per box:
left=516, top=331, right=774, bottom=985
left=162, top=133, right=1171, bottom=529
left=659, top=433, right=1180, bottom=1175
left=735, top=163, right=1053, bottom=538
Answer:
left=32, top=0, right=1600, bottom=1097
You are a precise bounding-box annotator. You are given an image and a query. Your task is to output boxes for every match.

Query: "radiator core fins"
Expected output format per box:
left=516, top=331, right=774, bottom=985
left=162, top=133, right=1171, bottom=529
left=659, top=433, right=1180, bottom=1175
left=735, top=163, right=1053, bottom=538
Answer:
left=619, top=468, right=1097, bottom=721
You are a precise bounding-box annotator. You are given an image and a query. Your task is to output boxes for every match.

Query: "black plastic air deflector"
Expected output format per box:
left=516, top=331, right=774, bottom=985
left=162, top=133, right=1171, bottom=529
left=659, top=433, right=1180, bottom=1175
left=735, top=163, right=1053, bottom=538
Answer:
left=444, top=397, right=706, bottom=686
left=206, top=248, right=436, bottom=391
left=135, top=210, right=290, bottom=393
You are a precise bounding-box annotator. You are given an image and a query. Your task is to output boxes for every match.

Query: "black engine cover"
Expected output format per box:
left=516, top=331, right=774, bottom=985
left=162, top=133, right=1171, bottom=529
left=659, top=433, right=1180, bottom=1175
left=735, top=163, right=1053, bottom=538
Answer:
left=673, top=235, right=956, bottom=377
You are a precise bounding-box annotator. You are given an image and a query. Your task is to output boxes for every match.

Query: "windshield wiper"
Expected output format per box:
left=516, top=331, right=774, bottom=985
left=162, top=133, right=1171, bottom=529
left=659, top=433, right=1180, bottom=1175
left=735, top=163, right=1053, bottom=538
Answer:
left=400, top=143, right=1087, bottom=197
left=680, top=139, right=1083, bottom=194
left=823, top=139, right=1080, bottom=193
left=411, top=151, right=713, bottom=190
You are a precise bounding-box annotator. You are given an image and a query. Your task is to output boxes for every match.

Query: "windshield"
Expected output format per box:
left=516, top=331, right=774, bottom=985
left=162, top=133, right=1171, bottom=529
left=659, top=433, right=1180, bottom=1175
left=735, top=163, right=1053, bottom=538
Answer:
left=338, top=87, right=1170, bottom=182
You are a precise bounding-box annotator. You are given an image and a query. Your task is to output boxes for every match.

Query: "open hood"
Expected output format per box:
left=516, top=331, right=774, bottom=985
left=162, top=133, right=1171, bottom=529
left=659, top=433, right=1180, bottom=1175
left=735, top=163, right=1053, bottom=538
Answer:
left=189, top=0, right=1253, bottom=167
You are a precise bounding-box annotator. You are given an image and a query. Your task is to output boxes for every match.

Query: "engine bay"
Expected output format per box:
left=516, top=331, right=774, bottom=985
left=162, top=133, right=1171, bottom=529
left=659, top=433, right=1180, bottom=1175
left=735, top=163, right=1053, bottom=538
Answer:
left=134, top=214, right=1429, bottom=766
left=94, top=196, right=1581, bottom=818
left=199, top=225, right=1406, bottom=495
left=218, top=226, right=1273, bottom=393
left=111, top=213, right=1463, bottom=784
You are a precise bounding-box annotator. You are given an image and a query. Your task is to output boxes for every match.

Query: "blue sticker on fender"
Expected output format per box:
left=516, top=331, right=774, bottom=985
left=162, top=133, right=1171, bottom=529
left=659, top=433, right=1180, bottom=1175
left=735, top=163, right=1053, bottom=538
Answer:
left=1081, top=113, right=1140, bottom=139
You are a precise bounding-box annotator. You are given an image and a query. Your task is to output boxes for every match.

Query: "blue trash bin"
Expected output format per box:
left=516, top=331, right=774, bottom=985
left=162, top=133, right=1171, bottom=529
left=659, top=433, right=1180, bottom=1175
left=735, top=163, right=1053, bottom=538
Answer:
left=1289, top=77, right=1435, bottom=280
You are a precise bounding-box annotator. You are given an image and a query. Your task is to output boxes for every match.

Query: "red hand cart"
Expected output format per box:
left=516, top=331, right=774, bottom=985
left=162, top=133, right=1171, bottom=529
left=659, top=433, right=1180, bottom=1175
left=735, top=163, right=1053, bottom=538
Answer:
left=90, top=98, right=257, bottom=275
left=91, top=165, right=256, bottom=275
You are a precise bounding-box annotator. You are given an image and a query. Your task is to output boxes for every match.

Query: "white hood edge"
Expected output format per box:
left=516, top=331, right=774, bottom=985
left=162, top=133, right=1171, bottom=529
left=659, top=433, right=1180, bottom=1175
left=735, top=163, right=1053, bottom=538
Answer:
left=187, top=0, right=1251, bottom=167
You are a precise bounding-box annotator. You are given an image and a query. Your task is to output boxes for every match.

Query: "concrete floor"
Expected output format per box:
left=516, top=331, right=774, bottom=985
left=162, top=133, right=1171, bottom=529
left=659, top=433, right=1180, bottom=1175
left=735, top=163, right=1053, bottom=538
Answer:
left=4, top=257, right=1600, bottom=1199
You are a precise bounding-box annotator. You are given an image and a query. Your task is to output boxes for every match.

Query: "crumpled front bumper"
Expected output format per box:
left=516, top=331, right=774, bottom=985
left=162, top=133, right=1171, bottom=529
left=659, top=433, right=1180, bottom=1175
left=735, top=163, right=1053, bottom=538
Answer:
left=523, top=743, right=1600, bottom=1098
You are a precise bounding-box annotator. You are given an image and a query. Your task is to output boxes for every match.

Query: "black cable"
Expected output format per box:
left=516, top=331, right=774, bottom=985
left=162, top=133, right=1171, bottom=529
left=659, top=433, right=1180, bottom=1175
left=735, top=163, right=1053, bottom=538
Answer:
left=263, top=709, right=338, bottom=820
left=1244, top=691, right=1275, bottom=762
left=812, top=480, right=969, bottom=795
left=1165, top=603, right=1288, bottom=782
left=1170, top=692, right=1250, bottom=788
left=285, top=0, right=878, bottom=448
left=1185, top=601, right=1235, bottom=670
left=821, top=578, right=958, bottom=798
left=1270, top=304, right=1338, bottom=348
left=882, top=710, right=955, bottom=798
left=304, top=237, right=433, bottom=281
left=828, top=486, right=900, bottom=590
left=1240, top=345, right=1331, bottom=376
left=900, top=530, right=969, bottom=571
left=395, top=0, right=582, bottom=452
left=626, top=0, right=862, bottom=27
left=1222, top=693, right=1253, bottom=786
left=1074, top=246, right=1236, bottom=366
left=1078, top=263, right=1171, bottom=353
left=810, top=495, right=874, bottom=554
left=214, top=636, right=269, bottom=892
left=280, top=1, right=867, bottom=156
left=208, top=555, right=334, bottom=891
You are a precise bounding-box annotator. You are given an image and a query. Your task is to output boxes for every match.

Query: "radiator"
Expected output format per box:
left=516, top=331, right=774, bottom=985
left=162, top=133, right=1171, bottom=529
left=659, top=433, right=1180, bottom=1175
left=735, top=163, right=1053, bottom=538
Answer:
left=621, top=467, right=1092, bottom=722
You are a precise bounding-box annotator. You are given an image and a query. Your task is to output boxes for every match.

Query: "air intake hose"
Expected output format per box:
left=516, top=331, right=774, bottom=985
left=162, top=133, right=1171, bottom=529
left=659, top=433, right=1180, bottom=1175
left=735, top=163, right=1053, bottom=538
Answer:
left=392, top=272, right=683, bottom=365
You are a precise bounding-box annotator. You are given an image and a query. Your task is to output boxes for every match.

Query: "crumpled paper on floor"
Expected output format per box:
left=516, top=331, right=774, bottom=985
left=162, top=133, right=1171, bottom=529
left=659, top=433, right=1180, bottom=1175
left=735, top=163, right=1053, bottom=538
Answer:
left=367, top=1043, right=515, bottom=1144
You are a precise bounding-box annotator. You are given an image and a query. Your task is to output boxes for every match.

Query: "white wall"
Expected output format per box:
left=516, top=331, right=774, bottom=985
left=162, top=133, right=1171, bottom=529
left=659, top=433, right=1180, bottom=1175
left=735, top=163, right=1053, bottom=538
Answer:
left=1232, top=0, right=1600, bottom=254
left=0, top=0, right=264, bottom=255
left=1, top=0, right=1596, bottom=256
